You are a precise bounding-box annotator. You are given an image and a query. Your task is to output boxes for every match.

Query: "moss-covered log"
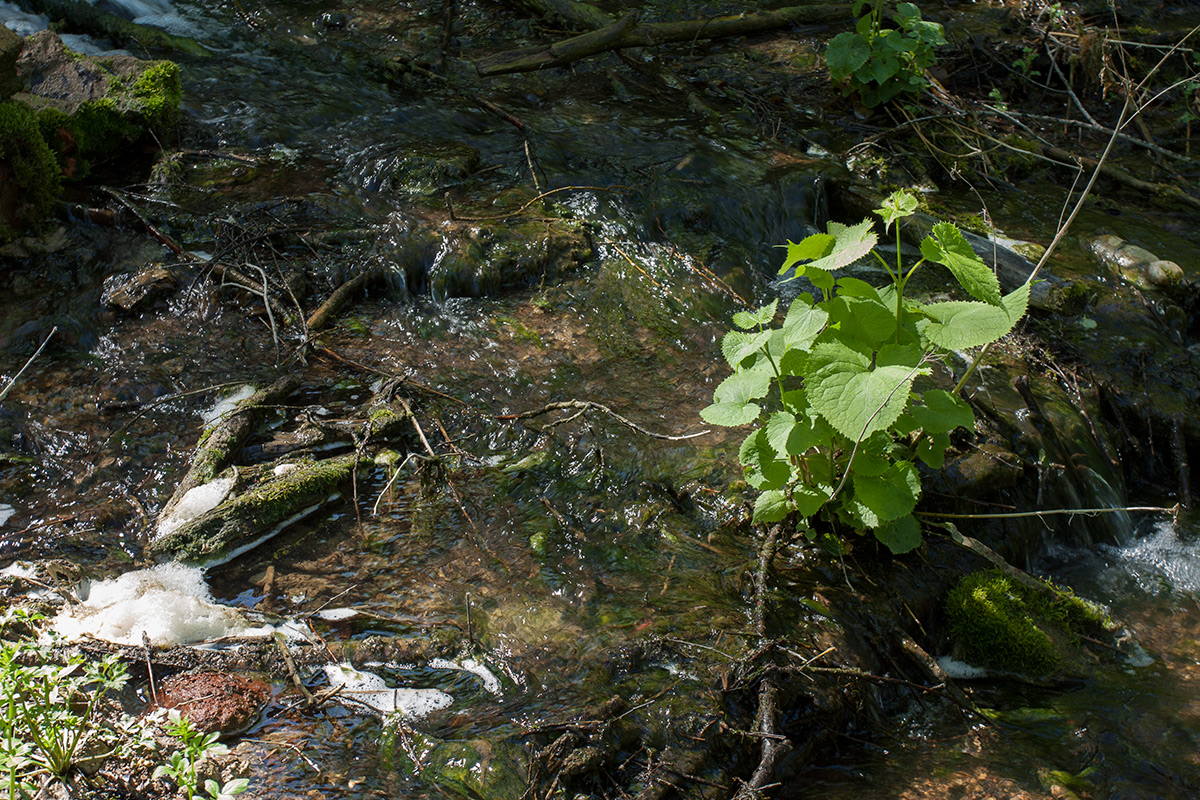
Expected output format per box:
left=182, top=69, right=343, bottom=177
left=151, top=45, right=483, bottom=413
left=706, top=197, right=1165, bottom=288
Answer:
left=149, top=453, right=359, bottom=565
left=160, top=375, right=302, bottom=520
left=476, top=5, right=848, bottom=76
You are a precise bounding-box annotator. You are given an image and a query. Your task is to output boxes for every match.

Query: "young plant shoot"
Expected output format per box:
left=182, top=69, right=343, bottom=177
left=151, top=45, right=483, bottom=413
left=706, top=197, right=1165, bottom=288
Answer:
left=701, top=190, right=1028, bottom=553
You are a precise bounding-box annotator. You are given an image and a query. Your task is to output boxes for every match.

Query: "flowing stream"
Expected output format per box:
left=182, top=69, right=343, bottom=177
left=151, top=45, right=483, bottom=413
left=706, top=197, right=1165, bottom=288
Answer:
left=4, top=0, right=1200, bottom=797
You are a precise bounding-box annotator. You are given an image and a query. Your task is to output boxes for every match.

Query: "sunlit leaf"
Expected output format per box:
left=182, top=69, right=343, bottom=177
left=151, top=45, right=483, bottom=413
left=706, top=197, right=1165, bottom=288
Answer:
left=920, top=222, right=1002, bottom=306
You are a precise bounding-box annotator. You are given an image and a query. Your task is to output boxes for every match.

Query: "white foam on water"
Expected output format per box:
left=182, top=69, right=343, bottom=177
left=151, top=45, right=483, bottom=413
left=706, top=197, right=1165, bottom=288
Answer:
left=937, top=656, right=989, bottom=680
left=52, top=563, right=249, bottom=646
left=1101, top=521, right=1200, bottom=596
left=323, top=664, right=454, bottom=717
left=201, top=385, right=256, bottom=427
left=0, top=503, right=14, bottom=527
left=429, top=657, right=503, bottom=695
left=156, top=476, right=235, bottom=537
left=316, top=607, right=358, bottom=621
left=0, top=2, right=49, bottom=36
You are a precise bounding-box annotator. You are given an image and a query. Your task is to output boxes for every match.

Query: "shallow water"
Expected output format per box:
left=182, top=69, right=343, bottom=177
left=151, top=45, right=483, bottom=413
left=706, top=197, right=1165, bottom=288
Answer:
left=5, top=0, right=1200, bottom=796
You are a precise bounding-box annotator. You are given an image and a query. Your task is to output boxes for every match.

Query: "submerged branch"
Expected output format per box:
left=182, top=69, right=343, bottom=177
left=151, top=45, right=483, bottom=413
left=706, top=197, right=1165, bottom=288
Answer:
left=499, top=400, right=709, bottom=440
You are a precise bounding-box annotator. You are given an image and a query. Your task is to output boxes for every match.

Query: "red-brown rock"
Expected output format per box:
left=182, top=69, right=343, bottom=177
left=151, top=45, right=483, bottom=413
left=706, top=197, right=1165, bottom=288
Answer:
left=158, top=671, right=272, bottom=736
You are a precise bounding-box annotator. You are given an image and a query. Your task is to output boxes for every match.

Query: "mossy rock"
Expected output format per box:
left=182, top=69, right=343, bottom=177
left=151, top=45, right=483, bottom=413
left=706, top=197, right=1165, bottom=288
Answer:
left=946, top=569, right=1113, bottom=676
left=15, top=31, right=182, bottom=177
left=0, top=100, right=61, bottom=241
left=391, top=141, right=481, bottom=196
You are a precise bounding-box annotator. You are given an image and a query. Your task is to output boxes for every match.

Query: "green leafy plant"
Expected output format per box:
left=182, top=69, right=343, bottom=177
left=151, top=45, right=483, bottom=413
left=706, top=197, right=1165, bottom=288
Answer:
left=0, top=607, right=131, bottom=795
left=155, top=710, right=249, bottom=800
left=825, top=0, right=946, bottom=108
left=701, top=190, right=1028, bottom=553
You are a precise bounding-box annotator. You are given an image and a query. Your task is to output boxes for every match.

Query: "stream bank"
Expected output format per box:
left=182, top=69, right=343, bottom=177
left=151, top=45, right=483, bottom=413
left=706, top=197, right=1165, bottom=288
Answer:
left=2, top=0, right=1200, bottom=797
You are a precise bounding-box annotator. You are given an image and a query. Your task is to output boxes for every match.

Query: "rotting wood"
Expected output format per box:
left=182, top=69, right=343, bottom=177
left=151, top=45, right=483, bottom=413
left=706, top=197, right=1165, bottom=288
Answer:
left=1033, top=141, right=1200, bottom=211
left=160, top=374, right=303, bottom=521
left=476, top=5, right=848, bottom=76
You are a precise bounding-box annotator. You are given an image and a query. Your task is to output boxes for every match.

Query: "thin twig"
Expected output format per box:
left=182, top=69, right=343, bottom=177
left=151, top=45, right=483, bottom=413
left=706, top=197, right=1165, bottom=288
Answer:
left=916, top=503, right=1177, bottom=520
left=448, top=184, right=631, bottom=222
left=0, top=326, right=57, bottom=403
left=498, top=400, right=708, bottom=440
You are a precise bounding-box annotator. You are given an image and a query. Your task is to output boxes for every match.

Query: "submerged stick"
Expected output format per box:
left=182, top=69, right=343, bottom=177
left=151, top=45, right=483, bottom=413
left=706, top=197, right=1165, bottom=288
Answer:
left=499, top=400, right=709, bottom=440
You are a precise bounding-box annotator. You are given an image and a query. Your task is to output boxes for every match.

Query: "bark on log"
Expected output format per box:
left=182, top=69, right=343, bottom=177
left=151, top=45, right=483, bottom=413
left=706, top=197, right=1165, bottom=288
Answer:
left=477, top=5, right=848, bottom=76
left=160, top=374, right=302, bottom=520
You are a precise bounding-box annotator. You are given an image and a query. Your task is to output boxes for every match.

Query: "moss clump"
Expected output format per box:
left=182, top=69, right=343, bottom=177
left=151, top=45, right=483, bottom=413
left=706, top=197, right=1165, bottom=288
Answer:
left=946, top=569, right=1112, bottom=676
left=0, top=101, right=62, bottom=241
left=130, top=61, right=182, bottom=130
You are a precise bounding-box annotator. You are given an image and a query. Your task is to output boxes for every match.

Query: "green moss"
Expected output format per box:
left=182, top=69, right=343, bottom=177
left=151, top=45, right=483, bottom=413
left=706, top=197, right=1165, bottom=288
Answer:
left=946, top=569, right=1111, bottom=676
left=131, top=61, right=182, bottom=130
left=0, top=101, right=62, bottom=241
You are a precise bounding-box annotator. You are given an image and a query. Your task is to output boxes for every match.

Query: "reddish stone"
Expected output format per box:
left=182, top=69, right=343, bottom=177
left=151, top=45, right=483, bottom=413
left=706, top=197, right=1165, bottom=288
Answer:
left=158, top=672, right=272, bottom=736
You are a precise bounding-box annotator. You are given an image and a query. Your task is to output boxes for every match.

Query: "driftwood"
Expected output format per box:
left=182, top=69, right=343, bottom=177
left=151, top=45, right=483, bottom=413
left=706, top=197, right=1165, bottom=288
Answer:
left=1031, top=141, right=1200, bottom=212
left=477, top=5, right=848, bottom=76
left=159, top=374, right=302, bottom=520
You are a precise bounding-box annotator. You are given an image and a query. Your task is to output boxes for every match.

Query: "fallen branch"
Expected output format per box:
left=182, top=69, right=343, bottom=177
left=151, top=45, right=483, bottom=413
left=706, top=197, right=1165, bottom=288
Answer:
left=498, top=400, right=709, bottom=440
left=477, top=5, right=848, bottom=76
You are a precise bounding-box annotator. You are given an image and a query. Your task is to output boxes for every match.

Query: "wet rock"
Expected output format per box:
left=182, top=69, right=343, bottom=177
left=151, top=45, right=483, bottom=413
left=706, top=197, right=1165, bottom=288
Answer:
left=942, top=443, right=1024, bottom=499
left=0, top=25, right=23, bottom=99
left=1090, top=234, right=1185, bottom=289
left=101, top=263, right=185, bottom=312
left=392, top=141, right=481, bottom=196
left=427, top=219, right=592, bottom=300
left=159, top=671, right=272, bottom=735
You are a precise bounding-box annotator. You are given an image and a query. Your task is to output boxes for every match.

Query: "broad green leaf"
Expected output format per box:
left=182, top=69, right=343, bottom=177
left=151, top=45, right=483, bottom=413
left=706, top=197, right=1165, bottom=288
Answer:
left=894, top=2, right=921, bottom=26
left=781, top=233, right=835, bottom=274
left=753, top=489, right=791, bottom=523
left=874, top=514, right=922, bottom=553
left=920, top=223, right=1002, bottom=306
left=781, top=296, right=829, bottom=352
left=916, top=430, right=950, bottom=468
left=765, top=410, right=829, bottom=457
left=794, top=482, right=832, bottom=517
left=869, top=54, right=901, bottom=84
left=732, top=299, right=779, bottom=330
left=805, top=341, right=926, bottom=441
left=740, top=429, right=790, bottom=490
left=846, top=431, right=894, bottom=477
left=853, top=460, right=921, bottom=525
left=713, top=368, right=771, bottom=405
left=722, top=330, right=771, bottom=368
left=827, top=294, right=895, bottom=347
left=875, top=189, right=919, bottom=230
left=781, top=220, right=877, bottom=282
left=908, top=389, right=974, bottom=434
left=700, top=401, right=760, bottom=427
left=826, top=32, right=871, bottom=80
left=917, top=282, right=1030, bottom=350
